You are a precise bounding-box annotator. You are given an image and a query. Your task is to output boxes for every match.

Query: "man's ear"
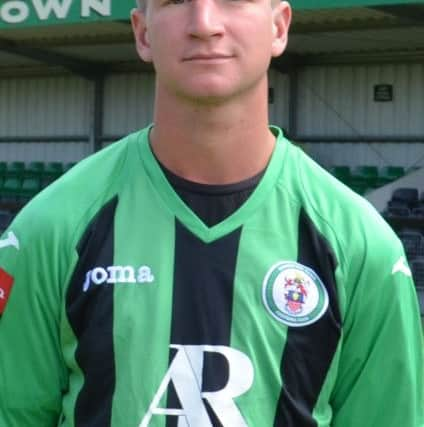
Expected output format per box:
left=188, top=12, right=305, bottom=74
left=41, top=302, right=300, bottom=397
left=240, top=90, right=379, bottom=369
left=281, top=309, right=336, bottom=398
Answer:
left=271, top=1, right=292, bottom=58
left=131, top=8, right=152, bottom=63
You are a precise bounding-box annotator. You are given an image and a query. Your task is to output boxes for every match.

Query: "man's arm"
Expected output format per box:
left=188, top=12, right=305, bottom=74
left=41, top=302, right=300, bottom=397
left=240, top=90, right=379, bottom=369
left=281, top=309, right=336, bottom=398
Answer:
left=331, top=231, right=424, bottom=427
left=0, top=209, right=68, bottom=427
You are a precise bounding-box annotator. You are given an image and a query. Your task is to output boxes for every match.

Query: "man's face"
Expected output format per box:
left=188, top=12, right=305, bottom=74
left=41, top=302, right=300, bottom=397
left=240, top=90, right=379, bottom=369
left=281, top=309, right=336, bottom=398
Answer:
left=132, top=0, right=291, bottom=105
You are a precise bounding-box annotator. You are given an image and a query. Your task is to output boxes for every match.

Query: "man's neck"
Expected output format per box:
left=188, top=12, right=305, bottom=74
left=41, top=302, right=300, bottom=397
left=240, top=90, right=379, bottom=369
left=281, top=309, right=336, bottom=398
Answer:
left=149, top=82, right=276, bottom=185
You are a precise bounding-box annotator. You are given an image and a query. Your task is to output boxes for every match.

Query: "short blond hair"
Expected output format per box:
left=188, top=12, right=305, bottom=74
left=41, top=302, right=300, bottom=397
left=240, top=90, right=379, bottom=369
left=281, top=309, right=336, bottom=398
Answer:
left=136, top=0, right=146, bottom=12
left=136, top=0, right=281, bottom=10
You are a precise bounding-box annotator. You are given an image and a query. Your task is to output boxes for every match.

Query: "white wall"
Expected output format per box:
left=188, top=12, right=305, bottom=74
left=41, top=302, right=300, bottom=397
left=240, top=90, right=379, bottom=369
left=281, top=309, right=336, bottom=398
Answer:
left=297, top=64, right=424, bottom=138
left=103, top=70, right=291, bottom=134
left=0, top=142, right=90, bottom=163
left=0, top=63, right=423, bottom=167
left=0, top=76, right=90, bottom=137
left=296, top=64, right=424, bottom=168
left=103, top=72, right=155, bottom=136
left=0, top=75, right=91, bottom=162
left=366, top=167, right=424, bottom=213
left=303, top=142, right=424, bottom=169
left=268, top=68, right=290, bottom=131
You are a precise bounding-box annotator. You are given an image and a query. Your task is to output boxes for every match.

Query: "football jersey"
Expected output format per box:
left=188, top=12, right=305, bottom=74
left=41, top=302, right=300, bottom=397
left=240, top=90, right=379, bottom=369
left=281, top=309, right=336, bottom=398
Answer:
left=0, top=126, right=423, bottom=427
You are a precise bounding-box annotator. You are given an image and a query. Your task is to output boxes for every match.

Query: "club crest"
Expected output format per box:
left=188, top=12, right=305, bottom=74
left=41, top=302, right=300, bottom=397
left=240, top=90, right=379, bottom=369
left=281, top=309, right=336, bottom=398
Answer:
left=262, top=261, right=329, bottom=327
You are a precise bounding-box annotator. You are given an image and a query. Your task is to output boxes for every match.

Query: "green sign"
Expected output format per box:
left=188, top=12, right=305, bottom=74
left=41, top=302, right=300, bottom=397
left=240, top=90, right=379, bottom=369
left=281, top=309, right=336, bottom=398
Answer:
left=0, top=0, right=135, bottom=28
left=1, top=0, right=424, bottom=28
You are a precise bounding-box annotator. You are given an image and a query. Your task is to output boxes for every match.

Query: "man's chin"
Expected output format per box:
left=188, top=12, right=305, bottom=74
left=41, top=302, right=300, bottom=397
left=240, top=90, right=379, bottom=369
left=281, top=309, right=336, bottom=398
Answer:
left=175, top=83, right=253, bottom=107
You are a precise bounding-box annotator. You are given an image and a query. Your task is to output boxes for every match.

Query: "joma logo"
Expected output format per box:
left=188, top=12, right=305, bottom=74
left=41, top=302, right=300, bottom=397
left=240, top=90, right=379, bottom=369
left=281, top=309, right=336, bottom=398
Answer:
left=83, top=265, right=154, bottom=292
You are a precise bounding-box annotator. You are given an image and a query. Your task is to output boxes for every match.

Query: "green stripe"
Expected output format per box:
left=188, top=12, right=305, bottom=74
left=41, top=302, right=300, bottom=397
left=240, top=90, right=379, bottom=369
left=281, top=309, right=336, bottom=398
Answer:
left=111, top=142, right=175, bottom=426
left=230, top=195, right=301, bottom=424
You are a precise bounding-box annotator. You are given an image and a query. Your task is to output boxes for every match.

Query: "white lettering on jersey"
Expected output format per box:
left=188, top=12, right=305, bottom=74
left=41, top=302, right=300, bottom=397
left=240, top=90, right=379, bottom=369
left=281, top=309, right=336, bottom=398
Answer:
left=107, top=266, right=136, bottom=284
left=392, top=256, right=412, bottom=277
left=0, top=231, right=19, bottom=251
left=140, top=345, right=254, bottom=427
left=82, top=265, right=154, bottom=292
left=0, top=288, right=5, bottom=299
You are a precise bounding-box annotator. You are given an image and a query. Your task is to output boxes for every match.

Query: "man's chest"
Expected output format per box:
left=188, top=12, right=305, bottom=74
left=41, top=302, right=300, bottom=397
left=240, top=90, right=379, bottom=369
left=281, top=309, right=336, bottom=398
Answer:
left=61, top=199, right=341, bottom=427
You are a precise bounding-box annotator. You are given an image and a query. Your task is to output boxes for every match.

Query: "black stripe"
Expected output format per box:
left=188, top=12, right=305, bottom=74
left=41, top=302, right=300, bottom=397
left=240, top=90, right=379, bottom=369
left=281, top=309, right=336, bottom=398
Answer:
left=66, top=196, right=118, bottom=427
left=166, top=221, right=242, bottom=427
left=274, top=208, right=342, bottom=427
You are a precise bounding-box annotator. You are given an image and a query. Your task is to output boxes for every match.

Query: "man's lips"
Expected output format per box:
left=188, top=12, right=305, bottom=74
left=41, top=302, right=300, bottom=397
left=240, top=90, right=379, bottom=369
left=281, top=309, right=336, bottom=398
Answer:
left=183, top=54, right=233, bottom=61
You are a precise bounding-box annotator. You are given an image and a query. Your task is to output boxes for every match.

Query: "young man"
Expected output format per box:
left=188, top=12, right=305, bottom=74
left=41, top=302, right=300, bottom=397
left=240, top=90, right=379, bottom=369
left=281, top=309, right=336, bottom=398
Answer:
left=0, top=0, right=423, bottom=426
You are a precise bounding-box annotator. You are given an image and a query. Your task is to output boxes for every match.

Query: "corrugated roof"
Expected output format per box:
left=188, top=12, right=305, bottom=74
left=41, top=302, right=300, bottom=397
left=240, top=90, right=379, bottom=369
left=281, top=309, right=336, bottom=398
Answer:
left=0, top=22, right=132, bottom=44
left=293, top=6, right=395, bottom=24
left=0, top=4, right=423, bottom=76
left=289, top=26, right=424, bottom=55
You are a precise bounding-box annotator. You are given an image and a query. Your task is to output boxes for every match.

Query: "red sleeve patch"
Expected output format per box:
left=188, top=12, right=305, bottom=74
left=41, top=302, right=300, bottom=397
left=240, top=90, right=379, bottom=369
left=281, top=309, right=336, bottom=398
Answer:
left=0, top=268, right=14, bottom=314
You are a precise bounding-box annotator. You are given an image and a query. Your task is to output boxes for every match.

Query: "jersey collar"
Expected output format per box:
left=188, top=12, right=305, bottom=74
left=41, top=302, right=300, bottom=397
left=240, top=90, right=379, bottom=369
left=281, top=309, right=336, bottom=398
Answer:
left=137, top=125, right=288, bottom=243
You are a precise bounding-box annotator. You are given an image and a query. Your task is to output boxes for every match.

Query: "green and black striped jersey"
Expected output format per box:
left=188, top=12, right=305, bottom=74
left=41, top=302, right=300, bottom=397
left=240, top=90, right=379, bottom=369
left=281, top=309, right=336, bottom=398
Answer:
left=0, top=126, right=423, bottom=427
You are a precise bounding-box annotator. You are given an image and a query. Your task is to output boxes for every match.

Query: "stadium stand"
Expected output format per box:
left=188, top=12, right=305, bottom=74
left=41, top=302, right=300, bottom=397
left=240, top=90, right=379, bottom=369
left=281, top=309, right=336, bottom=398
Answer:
left=0, top=162, right=6, bottom=178
left=20, top=178, right=42, bottom=203
left=382, top=186, right=424, bottom=316
left=0, top=161, right=72, bottom=218
left=7, top=162, right=25, bottom=179
left=412, top=207, right=424, bottom=219
left=378, top=166, right=405, bottom=186
left=328, top=164, right=407, bottom=195
left=0, top=210, right=13, bottom=234
left=352, top=165, right=379, bottom=189
left=386, top=206, right=411, bottom=217
left=398, top=231, right=424, bottom=260
left=329, top=165, right=351, bottom=186
left=411, top=258, right=424, bottom=315
left=42, top=162, right=64, bottom=188
left=25, top=161, right=45, bottom=179
left=44, top=162, right=64, bottom=178
left=1, top=178, right=22, bottom=202
left=64, top=162, right=76, bottom=173
left=390, top=187, right=419, bottom=209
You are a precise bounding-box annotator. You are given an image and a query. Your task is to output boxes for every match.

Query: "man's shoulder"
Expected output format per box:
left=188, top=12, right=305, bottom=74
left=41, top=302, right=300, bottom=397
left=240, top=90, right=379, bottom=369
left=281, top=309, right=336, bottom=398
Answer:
left=61, top=130, right=144, bottom=189
left=282, top=145, right=407, bottom=308
left=8, top=130, right=147, bottom=245
left=38, top=132, right=137, bottom=207
left=282, top=143, right=399, bottom=253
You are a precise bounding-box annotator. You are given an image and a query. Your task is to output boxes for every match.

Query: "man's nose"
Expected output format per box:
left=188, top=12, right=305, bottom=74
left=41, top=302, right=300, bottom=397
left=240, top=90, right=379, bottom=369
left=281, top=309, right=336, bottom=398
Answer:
left=187, top=0, right=225, bottom=39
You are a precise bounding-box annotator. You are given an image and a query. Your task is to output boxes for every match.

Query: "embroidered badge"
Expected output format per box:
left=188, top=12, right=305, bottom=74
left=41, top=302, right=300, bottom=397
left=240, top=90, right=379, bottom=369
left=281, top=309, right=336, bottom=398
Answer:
left=262, top=261, right=329, bottom=327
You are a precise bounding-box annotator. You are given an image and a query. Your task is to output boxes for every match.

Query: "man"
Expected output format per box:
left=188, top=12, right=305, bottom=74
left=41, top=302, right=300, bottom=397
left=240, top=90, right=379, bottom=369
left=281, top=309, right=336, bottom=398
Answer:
left=0, top=0, right=423, bottom=426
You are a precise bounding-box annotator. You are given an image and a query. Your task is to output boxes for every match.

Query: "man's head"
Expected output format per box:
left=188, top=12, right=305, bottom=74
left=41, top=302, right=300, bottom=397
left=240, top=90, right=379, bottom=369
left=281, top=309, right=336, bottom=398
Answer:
left=131, top=0, right=291, bottom=105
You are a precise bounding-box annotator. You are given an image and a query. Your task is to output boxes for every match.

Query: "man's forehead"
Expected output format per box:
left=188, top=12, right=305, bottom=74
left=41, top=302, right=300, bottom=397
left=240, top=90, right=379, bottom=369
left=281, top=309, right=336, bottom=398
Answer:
left=136, top=0, right=280, bottom=10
